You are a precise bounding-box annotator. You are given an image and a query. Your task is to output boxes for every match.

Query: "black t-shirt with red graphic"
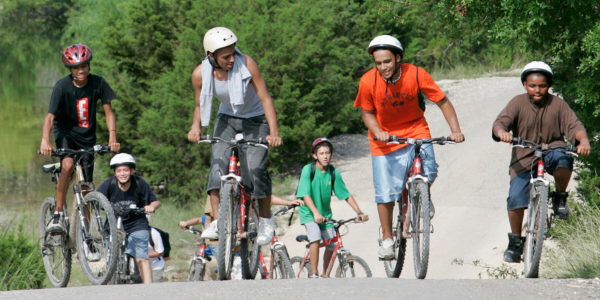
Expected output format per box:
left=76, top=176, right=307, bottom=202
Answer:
left=48, top=74, right=116, bottom=145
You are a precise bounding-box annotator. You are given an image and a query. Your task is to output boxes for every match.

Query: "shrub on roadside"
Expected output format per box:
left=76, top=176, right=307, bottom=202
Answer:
left=0, top=220, right=45, bottom=290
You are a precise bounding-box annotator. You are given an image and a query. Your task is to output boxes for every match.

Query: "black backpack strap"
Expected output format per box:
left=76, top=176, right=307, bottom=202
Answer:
left=108, top=176, right=117, bottom=200
left=310, top=162, right=316, bottom=182
left=149, top=226, right=155, bottom=248
left=328, top=165, right=336, bottom=195
left=416, top=65, right=426, bottom=112
left=131, top=175, right=144, bottom=206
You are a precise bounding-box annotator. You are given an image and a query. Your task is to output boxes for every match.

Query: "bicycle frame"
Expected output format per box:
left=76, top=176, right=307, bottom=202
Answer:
left=295, top=227, right=348, bottom=278
left=258, top=236, right=287, bottom=279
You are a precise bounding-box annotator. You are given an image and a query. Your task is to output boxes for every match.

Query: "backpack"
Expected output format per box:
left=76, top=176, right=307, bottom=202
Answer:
left=150, top=227, right=171, bottom=261
left=416, top=66, right=426, bottom=112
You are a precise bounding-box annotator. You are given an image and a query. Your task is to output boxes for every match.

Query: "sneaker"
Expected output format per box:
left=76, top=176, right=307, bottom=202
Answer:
left=201, top=220, right=218, bottom=240
left=46, top=212, right=65, bottom=233
left=257, top=216, right=275, bottom=245
left=310, top=273, right=319, bottom=278
left=552, top=192, right=569, bottom=219
left=83, top=242, right=101, bottom=262
left=378, top=238, right=395, bottom=259
left=503, top=233, right=524, bottom=263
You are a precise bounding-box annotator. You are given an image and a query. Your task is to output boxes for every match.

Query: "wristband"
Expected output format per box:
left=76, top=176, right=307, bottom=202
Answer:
left=357, top=212, right=364, bottom=216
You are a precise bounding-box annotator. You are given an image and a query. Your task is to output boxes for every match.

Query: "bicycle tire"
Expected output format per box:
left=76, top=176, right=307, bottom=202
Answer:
left=523, top=184, right=548, bottom=278
left=76, top=191, right=118, bottom=285
left=240, top=214, right=260, bottom=279
left=384, top=200, right=407, bottom=278
left=194, top=261, right=205, bottom=281
left=187, top=260, right=196, bottom=281
left=218, top=181, right=238, bottom=280
left=39, top=197, right=72, bottom=288
left=411, top=182, right=430, bottom=279
left=290, top=256, right=311, bottom=278
left=335, top=255, right=372, bottom=278
left=110, top=234, right=127, bottom=285
left=276, top=248, right=295, bottom=279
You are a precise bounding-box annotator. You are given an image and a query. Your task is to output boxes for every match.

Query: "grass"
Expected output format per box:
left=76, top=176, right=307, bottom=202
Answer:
left=542, top=200, right=600, bottom=278
left=429, top=54, right=528, bottom=81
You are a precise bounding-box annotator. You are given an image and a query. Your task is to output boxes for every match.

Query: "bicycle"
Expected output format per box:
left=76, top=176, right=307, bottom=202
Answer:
left=290, top=217, right=372, bottom=278
left=511, top=137, right=578, bottom=278
left=184, top=225, right=212, bottom=281
left=256, top=205, right=297, bottom=279
left=109, top=201, right=146, bottom=284
left=374, top=136, right=455, bottom=279
left=38, top=145, right=118, bottom=287
left=198, top=134, right=268, bottom=280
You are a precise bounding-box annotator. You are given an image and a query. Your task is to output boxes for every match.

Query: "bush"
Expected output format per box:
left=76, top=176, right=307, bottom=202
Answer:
left=0, top=220, right=45, bottom=290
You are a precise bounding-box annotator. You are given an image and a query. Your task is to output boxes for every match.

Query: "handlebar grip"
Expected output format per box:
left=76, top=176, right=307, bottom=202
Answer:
left=512, top=137, right=522, bottom=144
left=37, top=150, right=41, bottom=155
left=566, top=145, right=577, bottom=152
left=200, top=135, right=209, bottom=140
left=373, top=136, right=378, bottom=141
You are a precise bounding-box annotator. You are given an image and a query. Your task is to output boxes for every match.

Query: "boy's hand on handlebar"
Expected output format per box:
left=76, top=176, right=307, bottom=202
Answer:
left=108, top=138, right=120, bottom=152
left=449, top=132, right=465, bottom=143
left=498, top=132, right=513, bottom=143
left=188, top=126, right=202, bottom=142
left=40, top=139, right=54, bottom=156
left=144, top=205, right=155, bottom=213
left=178, top=221, right=187, bottom=229
left=290, top=199, right=305, bottom=206
left=374, top=131, right=390, bottom=142
left=266, top=134, right=282, bottom=147
left=577, top=140, right=591, bottom=156
left=357, top=214, right=369, bottom=222
left=313, top=212, right=325, bottom=224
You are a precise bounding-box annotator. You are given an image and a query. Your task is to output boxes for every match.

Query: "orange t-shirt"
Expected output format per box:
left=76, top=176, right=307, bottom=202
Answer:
left=354, top=63, right=446, bottom=156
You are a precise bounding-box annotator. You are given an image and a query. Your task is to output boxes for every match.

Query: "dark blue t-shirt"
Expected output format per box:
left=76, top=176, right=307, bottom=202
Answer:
left=97, top=175, right=157, bottom=234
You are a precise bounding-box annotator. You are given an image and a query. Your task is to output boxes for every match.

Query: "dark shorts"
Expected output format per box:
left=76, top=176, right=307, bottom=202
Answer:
left=207, top=114, right=272, bottom=199
left=507, top=150, right=574, bottom=210
left=55, top=135, right=95, bottom=182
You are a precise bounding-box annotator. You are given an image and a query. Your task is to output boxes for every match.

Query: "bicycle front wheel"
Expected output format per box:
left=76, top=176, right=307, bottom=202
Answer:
left=76, top=191, right=118, bottom=285
left=290, top=256, right=311, bottom=278
left=523, top=184, right=548, bottom=278
left=274, top=248, right=295, bottom=279
left=411, top=182, right=430, bottom=279
left=39, top=197, right=72, bottom=288
left=240, top=214, right=260, bottom=279
left=384, top=199, right=407, bottom=278
left=335, top=255, right=372, bottom=278
left=217, top=181, right=238, bottom=280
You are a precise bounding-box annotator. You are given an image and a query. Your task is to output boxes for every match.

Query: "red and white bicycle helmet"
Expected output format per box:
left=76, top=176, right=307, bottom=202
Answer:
left=62, top=44, right=92, bottom=68
left=110, top=153, right=136, bottom=169
left=311, top=137, right=333, bottom=154
left=521, top=61, right=553, bottom=86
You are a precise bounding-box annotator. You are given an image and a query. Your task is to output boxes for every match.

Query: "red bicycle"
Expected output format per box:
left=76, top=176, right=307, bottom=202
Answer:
left=255, top=205, right=297, bottom=279
left=198, top=134, right=267, bottom=280
left=374, top=136, right=455, bottom=279
left=290, top=218, right=372, bottom=278
left=183, top=225, right=212, bottom=281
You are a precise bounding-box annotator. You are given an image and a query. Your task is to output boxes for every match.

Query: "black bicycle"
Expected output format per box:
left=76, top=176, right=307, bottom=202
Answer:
left=109, top=201, right=145, bottom=284
left=38, top=145, right=118, bottom=287
left=511, top=137, right=578, bottom=278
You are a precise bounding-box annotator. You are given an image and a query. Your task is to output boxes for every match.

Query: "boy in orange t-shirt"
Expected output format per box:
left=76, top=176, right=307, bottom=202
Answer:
left=354, top=35, right=465, bottom=259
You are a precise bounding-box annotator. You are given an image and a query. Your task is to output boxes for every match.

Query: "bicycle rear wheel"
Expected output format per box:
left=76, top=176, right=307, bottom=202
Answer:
left=523, top=184, right=548, bottom=278
left=290, top=256, right=311, bottom=278
left=384, top=199, right=407, bottom=278
left=275, top=248, right=295, bottom=279
left=411, top=182, right=430, bottom=279
left=218, top=181, right=238, bottom=280
left=76, top=191, right=118, bottom=285
left=335, top=255, right=372, bottom=278
left=39, top=197, right=72, bottom=288
left=241, top=213, right=260, bottom=279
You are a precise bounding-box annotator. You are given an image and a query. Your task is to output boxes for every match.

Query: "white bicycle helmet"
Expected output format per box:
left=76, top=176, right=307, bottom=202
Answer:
left=110, top=153, right=136, bottom=169
left=203, top=27, right=238, bottom=56
left=521, top=61, right=553, bottom=86
left=368, top=35, right=404, bottom=56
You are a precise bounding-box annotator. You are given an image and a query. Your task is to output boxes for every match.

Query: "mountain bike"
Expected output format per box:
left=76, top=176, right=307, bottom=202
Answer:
left=38, top=145, right=118, bottom=287
left=256, top=205, right=297, bottom=279
left=511, top=137, right=578, bottom=278
left=291, top=217, right=372, bottom=278
left=109, top=201, right=145, bottom=284
left=198, top=134, right=267, bottom=280
left=184, top=225, right=212, bottom=281
left=374, top=136, right=455, bottom=279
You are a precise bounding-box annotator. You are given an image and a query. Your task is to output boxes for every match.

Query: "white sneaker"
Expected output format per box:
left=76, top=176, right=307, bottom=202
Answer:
left=201, top=220, right=219, bottom=240
left=378, top=238, right=394, bottom=259
left=257, top=216, right=275, bottom=245
left=83, top=242, right=101, bottom=262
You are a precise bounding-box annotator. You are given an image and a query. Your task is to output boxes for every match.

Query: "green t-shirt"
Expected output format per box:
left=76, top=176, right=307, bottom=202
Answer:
left=296, top=163, right=351, bottom=229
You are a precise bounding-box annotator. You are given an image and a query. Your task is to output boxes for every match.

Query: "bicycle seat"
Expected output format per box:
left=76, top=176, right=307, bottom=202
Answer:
left=43, top=162, right=61, bottom=173
left=296, top=235, right=309, bottom=243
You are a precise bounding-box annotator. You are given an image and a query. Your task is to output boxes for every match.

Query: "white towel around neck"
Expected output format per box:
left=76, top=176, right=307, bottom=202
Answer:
left=199, top=47, right=253, bottom=126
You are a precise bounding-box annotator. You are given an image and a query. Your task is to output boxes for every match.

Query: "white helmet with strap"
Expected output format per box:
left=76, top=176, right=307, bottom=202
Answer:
left=203, top=27, right=238, bottom=57
left=521, top=61, right=553, bottom=86
left=368, top=35, right=404, bottom=56
left=110, top=153, right=136, bottom=169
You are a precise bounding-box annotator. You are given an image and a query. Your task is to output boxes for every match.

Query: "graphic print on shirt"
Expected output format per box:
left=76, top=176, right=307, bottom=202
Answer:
left=380, top=92, right=415, bottom=108
left=76, top=97, right=89, bottom=128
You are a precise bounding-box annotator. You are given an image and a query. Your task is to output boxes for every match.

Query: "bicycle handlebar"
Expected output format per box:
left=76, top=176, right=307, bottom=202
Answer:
left=38, top=145, right=114, bottom=157
left=373, top=136, right=457, bottom=145
left=323, top=217, right=360, bottom=226
left=198, top=135, right=269, bottom=149
left=274, top=204, right=299, bottom=217
left=185, top=225, right=202, bottom=235
left=112, top=201, right=146, bottom=217
left=511, top=137, right=578, bottom=154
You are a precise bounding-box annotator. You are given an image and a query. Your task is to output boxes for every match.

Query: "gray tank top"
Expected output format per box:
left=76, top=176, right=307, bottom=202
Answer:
left=213, top=78, right=265, bottom=118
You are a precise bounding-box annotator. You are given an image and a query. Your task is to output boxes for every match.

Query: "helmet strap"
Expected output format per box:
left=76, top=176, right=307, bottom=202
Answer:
left=207, top=54, right=222, bottom=69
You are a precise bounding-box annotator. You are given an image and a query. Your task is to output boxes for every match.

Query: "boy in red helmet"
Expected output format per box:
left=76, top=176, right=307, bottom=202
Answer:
left=40, top=44, right=120, bottom=237
left=296, top=138, right=369, bottom=278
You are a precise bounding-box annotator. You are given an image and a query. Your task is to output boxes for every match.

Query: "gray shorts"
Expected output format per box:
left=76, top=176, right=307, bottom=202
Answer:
left=207, top=114, right=272, bottom=199
left=126, top=230, right=149, bottom=259
left=304, top=222, right=337, bottom=251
